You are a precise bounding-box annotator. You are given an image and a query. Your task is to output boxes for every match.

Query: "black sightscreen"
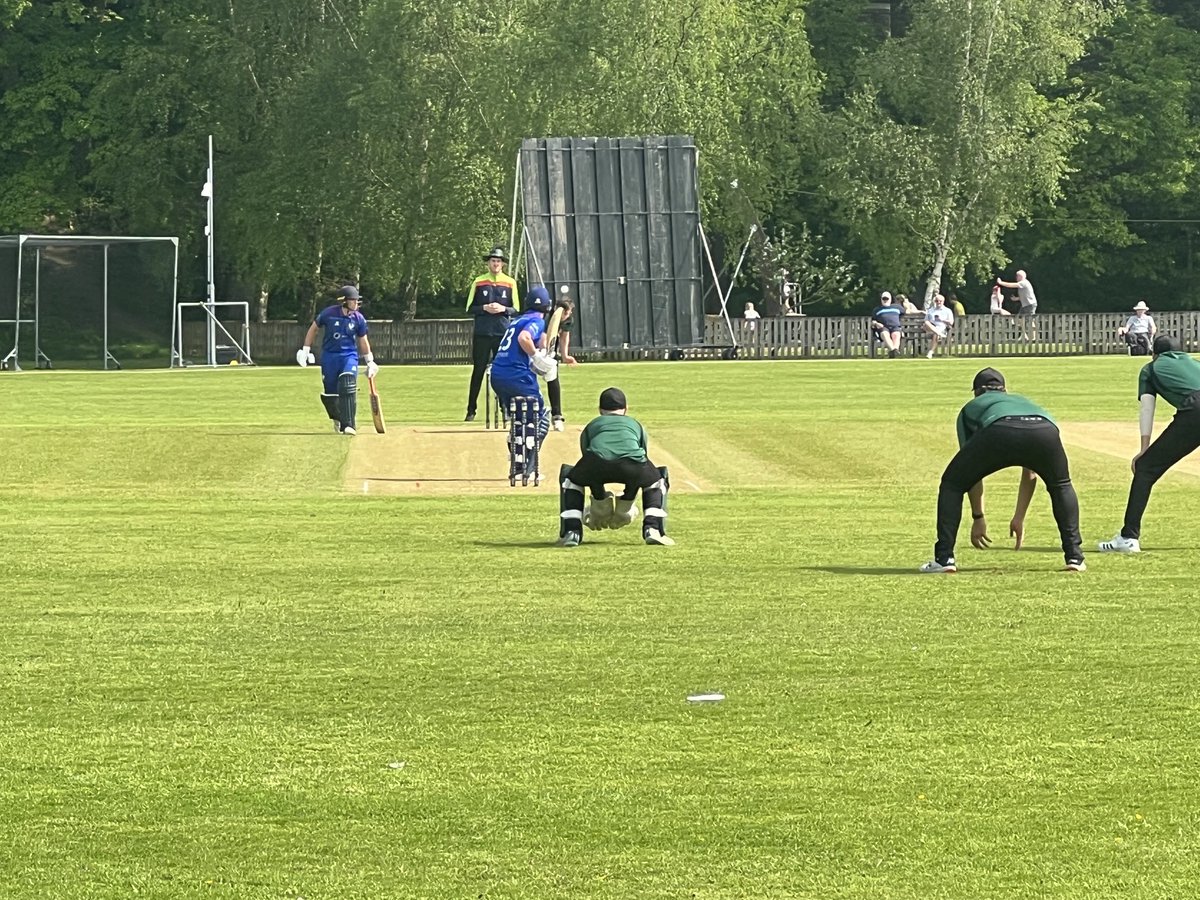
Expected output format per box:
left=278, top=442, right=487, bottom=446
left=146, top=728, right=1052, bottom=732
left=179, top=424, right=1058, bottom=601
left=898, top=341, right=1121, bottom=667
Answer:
left=520, top=136, right=703, bottom=350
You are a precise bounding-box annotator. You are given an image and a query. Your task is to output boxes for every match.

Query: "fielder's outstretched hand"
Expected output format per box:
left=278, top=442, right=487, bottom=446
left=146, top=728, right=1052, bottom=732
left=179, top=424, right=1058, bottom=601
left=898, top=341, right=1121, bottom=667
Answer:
left=970, top=516, right=991, bottom=549
left=1009, top=517, right=1025, bottom=550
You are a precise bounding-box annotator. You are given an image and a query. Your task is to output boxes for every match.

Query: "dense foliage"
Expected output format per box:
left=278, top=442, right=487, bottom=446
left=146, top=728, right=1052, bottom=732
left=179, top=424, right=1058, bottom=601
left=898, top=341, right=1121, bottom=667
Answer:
left=1, top=0, right=1195, bottom=320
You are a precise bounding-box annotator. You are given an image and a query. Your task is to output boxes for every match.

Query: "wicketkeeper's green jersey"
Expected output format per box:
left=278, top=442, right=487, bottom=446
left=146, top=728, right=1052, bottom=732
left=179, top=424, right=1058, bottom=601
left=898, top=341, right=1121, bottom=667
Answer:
left=580, top=413, right=649, bottom=461
left=956, top=392, right=1055, bottom=448
left=1138, top=351, right=1200, bottom=409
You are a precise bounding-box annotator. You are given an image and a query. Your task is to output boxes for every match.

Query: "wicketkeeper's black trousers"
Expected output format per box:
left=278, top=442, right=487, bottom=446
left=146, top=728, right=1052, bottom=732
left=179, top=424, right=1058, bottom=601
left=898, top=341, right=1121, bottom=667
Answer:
left=935, top=417, right=1083, bottom=564
left=1122, top=401, right=1200, bottom=540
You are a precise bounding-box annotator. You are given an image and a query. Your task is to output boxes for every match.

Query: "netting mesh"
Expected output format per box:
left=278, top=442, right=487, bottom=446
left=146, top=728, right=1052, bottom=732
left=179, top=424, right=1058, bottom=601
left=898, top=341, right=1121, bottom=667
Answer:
left=0, top=239, right=176, bottom=369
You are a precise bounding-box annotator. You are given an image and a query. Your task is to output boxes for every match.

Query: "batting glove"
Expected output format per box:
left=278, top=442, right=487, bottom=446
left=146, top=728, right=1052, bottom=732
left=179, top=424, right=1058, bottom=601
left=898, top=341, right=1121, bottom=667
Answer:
left=365, top=354, right=379, bottom=379
left=296, top=346, right=314, bottom=367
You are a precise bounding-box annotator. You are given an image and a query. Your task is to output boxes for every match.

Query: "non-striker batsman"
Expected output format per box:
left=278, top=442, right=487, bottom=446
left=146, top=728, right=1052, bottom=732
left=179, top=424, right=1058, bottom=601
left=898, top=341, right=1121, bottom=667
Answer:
left=296, top=285, right=378, bottom=435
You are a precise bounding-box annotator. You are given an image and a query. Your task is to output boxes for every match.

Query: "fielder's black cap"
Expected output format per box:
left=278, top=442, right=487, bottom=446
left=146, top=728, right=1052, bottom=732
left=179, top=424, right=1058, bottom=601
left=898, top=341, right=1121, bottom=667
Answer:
left=1154, top=335, right=1180, bottom=354
left=484, top=246, right=508, bottom=261
left=338, top=285, right=360, bottom=300
left=599, top=387, right=627, bottom=411
left=972, top=367, right=1006, bottom=393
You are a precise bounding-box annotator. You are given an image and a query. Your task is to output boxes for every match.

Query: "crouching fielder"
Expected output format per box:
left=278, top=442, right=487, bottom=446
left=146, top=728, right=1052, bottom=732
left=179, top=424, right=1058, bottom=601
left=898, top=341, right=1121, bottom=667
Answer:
left=920, top=367, right=1085, bottom=574
left=558, top=387, right=673, bottom=547
left=296, top=285, right=377, bottom=435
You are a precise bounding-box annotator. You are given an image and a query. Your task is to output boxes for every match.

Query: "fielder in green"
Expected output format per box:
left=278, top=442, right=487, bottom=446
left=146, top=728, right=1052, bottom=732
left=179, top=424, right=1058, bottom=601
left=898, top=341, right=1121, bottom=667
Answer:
left=557, top=387, right=673, bottom=547
left=1099, top=335, right=1200, bottom=553
left=921, top=368, right=1085, bottom=574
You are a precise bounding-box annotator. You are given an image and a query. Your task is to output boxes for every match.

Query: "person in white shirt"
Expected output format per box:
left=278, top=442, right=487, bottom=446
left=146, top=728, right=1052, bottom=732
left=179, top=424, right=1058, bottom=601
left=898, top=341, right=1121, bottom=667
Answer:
left=1118, top=301, right=1157, bottom=354
left=923, top=294, right=955, bottom=359
left=996, top=269, right=1038, bottom=340
left=989, top=284, right=1012, bottom=316
left=743, top=301, right=761, bottom=331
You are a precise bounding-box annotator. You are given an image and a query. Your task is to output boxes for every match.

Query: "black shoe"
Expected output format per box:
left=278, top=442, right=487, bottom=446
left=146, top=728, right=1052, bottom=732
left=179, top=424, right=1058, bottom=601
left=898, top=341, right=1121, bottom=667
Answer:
left=464, top=412, right=476, bottom=422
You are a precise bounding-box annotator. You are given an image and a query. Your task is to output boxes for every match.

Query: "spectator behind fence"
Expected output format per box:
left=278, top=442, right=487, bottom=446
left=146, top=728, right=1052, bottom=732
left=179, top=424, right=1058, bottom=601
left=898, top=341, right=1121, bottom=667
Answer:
left=743, top=302, right=761, bottom=330
left=949, top=294, right=967, bottom=318
left=989, top=285, right=1012, bottom=316
left=1118, top=301, right=1157, bottom=355
left=897, top=294, right=920, bottom=315
left=996, top=269, right=1038, bottom=340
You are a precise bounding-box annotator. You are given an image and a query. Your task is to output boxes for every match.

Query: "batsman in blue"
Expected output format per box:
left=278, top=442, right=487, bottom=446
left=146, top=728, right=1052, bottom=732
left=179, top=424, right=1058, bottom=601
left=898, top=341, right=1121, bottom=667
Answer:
left=296, top=285, right=378, bottom=435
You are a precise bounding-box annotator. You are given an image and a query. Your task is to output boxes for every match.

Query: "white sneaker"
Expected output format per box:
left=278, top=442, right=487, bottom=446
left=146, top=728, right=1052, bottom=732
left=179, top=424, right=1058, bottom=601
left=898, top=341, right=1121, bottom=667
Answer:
left=611, top=499, right=638, bottom=529
left=552, top=415, right=565, bottom=432
left=557, top=530, right=582, bottom=548
left=1098, top=534, right=1140, bottom=553
left=342, top=426, right=357, bottom=436
left=919, top=558, right=956, bottom=573
left=644, top=528, right=675, bottom=546
left=926, top=349, right=935, bottom=359
left=1065, top=559, right=1087, bottom=572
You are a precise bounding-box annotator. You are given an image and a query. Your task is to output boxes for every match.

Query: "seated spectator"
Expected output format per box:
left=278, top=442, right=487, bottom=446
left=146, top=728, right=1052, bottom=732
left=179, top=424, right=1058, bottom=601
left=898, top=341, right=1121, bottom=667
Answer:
left=897, top=294, right=920, bottom=315
left=1118, top=301, right=1157, bottom=355
left=870, top=292, right=904, bottom=358
left=989, top=285, right=1012, bottom=315
left=923, top=293, right=955, bottom=359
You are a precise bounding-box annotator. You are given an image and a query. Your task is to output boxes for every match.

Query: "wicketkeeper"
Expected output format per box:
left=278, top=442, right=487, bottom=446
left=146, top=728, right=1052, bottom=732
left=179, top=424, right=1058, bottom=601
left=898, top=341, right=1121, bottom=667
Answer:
left=920, top=367, right=1084, bottom=574
left=557, top=387, right=673, bottom=547
left=1099, top=334, right=1200, bottom=553
left=296, top=285, right=378, bottom=435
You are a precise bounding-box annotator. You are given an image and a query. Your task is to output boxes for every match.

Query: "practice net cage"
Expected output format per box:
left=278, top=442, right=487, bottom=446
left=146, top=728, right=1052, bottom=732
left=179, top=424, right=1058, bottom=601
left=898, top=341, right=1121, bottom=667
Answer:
left=0, top=234, right=179, bottom=370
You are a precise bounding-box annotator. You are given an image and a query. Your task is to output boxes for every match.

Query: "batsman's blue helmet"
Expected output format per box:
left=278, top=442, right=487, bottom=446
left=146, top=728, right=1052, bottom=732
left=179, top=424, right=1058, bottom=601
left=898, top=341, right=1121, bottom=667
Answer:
left=526, top=286, right=552, bottom=312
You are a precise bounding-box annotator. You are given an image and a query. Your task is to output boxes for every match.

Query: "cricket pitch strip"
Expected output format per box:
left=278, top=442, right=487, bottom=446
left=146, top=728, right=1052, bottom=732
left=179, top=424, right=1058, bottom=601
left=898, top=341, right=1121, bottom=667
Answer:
left=343, top=424, right=709, bottom=495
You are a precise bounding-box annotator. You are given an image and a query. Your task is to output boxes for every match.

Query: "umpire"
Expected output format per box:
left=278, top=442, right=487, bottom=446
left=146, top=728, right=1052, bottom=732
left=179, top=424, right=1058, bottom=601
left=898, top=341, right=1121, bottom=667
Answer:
left=464, top=245, right=519, bottom=422
left=1099, top=334, right=1200, bottom=553
left=921, top=367, right=1085, bottom=574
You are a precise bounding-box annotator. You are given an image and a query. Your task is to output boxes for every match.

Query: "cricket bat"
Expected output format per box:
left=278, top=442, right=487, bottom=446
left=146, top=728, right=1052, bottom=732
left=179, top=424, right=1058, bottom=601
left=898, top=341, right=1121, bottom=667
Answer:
left=367, top=374, right=386, bottom=434
left=544, top=305, right=565, bottom=353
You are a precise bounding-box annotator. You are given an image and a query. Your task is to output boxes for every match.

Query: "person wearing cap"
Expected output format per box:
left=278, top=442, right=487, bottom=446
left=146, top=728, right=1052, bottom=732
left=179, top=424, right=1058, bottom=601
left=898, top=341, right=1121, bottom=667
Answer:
left=1117, top=301, right=1157, bottom=355
left=870, top=291, right=904, bottom=358
left=489, top=285, right=558, bottom=469
left=996, top=269, right=1038, bottom=340
left=296, top=284, right=377, bottom=435
left=557, top=387, right=673, bottom=547
left=545, top=294, right=578, bottom=432
left=1099, top=335, right=1200, bottom=554
left=920, top=367, right=1085, bottom=574
left=464, top=245, right=520, bottom=422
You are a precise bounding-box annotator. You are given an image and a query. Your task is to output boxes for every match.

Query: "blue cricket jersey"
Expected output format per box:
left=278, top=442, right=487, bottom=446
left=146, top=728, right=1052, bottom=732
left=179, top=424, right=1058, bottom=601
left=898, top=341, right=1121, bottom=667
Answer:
left=490, top=312, right=545, bottom=380
left=314, top=304, right=368, bottom=356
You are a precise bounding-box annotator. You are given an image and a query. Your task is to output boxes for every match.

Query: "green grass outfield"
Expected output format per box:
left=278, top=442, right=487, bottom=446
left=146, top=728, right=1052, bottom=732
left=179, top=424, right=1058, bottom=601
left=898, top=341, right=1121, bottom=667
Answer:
left=2, top=356, right=1199, bottom=899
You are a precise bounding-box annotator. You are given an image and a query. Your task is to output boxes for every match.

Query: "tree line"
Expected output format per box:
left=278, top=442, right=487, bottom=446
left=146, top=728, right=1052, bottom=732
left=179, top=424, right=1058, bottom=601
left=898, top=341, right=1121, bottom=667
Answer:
left=1, top=0, right=1196, bottom=322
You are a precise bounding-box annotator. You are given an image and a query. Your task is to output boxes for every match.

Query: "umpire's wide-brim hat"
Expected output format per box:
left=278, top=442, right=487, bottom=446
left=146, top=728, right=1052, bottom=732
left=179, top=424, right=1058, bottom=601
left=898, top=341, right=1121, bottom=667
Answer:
left=484, top=246, right=508, bottom=262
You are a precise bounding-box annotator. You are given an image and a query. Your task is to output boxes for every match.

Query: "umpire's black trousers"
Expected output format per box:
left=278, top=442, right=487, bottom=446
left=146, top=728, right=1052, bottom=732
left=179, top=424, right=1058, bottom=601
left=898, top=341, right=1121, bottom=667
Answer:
left=935, top=417, right=1083, bottom=564
left=1122, top=400, right=1200, bottom=539
left=465, top=334, right=502, bottom=415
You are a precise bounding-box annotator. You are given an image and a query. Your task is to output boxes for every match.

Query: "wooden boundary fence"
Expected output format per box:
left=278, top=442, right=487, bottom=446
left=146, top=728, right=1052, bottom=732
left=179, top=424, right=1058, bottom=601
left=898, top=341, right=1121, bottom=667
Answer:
left=240, top=312, right=1200, bottom=366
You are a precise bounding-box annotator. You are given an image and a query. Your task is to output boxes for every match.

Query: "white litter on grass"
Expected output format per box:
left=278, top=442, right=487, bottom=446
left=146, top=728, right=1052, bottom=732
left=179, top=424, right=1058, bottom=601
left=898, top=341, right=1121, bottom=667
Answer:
left=387, top=760, right=406, bottom=770
left=687, top=693, right=725, bottom=703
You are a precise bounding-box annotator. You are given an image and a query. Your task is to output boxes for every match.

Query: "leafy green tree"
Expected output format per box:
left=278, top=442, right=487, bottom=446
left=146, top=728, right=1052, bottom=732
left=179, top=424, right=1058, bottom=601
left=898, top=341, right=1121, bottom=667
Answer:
left=825, top=0, right=1114, bottom=305
left=1004, top=0, right=1200, bottom=309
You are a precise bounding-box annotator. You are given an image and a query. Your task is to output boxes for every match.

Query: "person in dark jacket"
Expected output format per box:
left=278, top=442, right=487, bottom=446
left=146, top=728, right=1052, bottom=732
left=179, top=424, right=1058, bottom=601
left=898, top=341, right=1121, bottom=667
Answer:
left=463, top=245, right=519, bottom=422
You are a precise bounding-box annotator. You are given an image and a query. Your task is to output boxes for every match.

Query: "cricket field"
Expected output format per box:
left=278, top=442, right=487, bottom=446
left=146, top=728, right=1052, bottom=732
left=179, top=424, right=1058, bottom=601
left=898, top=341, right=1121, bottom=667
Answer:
left=1, top=356, right=1197, bottom=898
